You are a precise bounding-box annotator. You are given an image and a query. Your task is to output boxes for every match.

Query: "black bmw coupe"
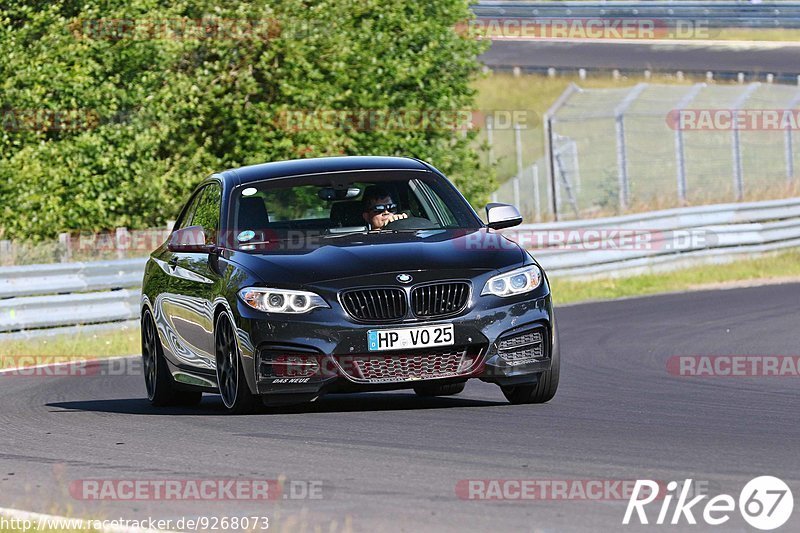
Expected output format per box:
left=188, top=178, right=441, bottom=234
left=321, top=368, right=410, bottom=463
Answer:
left=141, top=156, right=559, bottom=413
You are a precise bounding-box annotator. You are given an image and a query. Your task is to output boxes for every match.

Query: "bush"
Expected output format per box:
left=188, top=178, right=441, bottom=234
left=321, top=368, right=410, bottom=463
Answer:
left=0, top=0, right=492, bottom=239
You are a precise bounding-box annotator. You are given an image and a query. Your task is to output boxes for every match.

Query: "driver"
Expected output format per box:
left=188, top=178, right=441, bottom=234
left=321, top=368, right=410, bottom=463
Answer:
left=362, top=187, right=408, bottom=229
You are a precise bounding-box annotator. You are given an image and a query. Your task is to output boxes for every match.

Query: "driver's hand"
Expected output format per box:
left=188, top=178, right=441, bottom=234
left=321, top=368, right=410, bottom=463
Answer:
left=383, top=213, right=408, bottom=226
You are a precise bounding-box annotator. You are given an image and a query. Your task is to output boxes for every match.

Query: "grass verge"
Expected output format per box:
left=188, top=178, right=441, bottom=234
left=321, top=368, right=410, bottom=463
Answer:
left=551, top=249, right=800, bottom=305
left=0, top=323, right=140, bottom=363
left=702, top=28, right=800, bottom=42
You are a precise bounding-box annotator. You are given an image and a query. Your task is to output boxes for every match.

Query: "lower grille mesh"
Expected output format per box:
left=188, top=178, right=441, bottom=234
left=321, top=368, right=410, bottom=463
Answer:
left=334, top=348, right=477, bottom=383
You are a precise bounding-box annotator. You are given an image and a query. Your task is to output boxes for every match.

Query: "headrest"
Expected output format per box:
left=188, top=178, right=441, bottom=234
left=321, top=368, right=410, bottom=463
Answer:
left=329, top=201, right=366, bottom=227
left=238, top=197, right=270, bottom=230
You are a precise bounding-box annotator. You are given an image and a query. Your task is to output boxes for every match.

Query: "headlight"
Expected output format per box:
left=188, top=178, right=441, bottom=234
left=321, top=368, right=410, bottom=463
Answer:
left=481, top=265, right=542, bottom=297
left=238, top=287, right=329, bottom=314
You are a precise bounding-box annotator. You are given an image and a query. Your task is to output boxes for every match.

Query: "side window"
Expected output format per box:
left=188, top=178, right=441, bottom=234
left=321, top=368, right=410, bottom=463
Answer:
left=192, top=183, right=222, bottom=240
left=412, top=180, right=457, bottom=226
left=175, top=191, right=203, bottom=231
left=429, top=192, right=457, bottom=226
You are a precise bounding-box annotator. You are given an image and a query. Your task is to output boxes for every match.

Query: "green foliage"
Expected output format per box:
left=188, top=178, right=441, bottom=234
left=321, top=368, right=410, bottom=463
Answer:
left=0, top=0, right=491, bottom=239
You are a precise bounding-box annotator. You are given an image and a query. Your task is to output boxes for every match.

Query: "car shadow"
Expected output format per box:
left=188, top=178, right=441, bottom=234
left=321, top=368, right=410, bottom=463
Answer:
left=47, top=392, right=507, bottom=416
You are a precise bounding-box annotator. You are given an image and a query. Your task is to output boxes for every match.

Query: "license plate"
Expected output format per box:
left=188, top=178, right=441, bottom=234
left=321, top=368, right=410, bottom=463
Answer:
left=367, top=324, right=454, bottom=351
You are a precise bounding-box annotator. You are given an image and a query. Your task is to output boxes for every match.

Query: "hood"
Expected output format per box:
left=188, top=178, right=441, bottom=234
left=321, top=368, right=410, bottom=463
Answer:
left=228, top=228, right=525, bottom=286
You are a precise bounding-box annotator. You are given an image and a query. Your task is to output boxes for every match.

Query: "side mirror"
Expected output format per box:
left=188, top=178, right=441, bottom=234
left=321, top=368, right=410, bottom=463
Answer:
left=168, top=225, right=215, bottom=253
left=486, top=203, right=523, bottom=230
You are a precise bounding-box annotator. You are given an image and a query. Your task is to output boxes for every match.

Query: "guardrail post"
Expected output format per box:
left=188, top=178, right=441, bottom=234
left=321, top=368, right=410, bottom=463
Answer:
left=786, top=128, right=795, bottom=183
left=571, top=140, right=581, bottom=193
left=731, top=83, right=760, bottom=201
left=545, top=116, right=557, bottom=219
left=0, top=240, right=10, bottom=264
left=486, top=115, right=495, bottom=166
left=115, top=227, right=130, bottom=259
left=544, top=84, right=581, bottom=221
left=58, top=233, right=72, bottom=263
left=533, top=163, right=541, bottom=222
left=513, top=122, right=524, bottom=212
left=675, top=127, right=688, bottom=203
left=615, top=115, right=628, bottom=211
left=514, top=122, right=524, bottom=182
left=732, top=127, right=744, bottom=200
left=673, top=84, right=706, bottom=205
left=785, top=91, right=800, bottom=183
left=614, top=83, right=648, bottom=213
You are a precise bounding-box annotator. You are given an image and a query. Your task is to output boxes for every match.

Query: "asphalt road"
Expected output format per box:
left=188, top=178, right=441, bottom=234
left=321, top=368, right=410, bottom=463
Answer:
left=481, top=40, right=800, bottom=78
left=1, top=283, right=798, bottom=532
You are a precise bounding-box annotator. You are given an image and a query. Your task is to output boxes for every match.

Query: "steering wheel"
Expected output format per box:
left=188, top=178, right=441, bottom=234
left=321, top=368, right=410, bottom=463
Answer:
left=383, top=216, right=437, bottom=230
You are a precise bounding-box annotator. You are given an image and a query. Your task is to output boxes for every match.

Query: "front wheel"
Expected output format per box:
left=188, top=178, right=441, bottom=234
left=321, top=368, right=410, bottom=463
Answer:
left=501, top=346, right=560, bottom=405
left=215, top=313, right=260, bottom=414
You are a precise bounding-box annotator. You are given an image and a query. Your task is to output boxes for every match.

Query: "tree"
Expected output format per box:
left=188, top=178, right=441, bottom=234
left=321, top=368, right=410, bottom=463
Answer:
left=0, top=0, right=492, bottom=239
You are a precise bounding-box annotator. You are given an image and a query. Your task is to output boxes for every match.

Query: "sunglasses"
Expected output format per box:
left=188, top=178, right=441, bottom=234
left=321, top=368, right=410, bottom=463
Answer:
left=369, top=203, right=398, bottom=214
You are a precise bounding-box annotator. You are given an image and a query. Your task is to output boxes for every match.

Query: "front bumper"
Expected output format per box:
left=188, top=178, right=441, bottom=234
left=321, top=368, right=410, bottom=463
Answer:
left=233, top=280, right=557, bottom=397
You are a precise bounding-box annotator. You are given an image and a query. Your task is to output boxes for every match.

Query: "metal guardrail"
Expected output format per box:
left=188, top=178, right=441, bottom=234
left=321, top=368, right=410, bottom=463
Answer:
left=1, top=197, right=800, bottom=333
left=0, top=259, right=145, bottom=333
left=473, top=2, right=800, bottom=29
left=508, top=197, right=800, bottom=277
left=0, top=258, right=146, bottom=298
left=0, top=290, right=141, bottom=332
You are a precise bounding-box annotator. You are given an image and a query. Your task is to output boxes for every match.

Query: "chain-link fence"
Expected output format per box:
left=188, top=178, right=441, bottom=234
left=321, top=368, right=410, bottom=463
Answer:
left=490, top=134, right=578, bottom=222
left=492, top=82, right=800, bottom=221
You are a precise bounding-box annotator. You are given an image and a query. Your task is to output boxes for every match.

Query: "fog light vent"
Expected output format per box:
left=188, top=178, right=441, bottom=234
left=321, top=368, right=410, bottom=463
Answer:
left=497, top=329, right=546, bottom=364
left=259, top=353, right=319, bottom=379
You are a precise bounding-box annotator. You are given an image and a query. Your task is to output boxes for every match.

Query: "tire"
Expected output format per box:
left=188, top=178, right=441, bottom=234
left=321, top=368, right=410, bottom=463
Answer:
left=215, top=313, right=260, bottom=414
left=142, top=310, right=202, bottom=407
left=413, top=381, right=466, bottom=397
left=501, top=343, right=560, bottom=405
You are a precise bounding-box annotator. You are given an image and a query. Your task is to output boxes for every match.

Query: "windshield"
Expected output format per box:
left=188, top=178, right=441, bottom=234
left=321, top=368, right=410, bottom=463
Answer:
left=230, top=171, right=481, bottom=249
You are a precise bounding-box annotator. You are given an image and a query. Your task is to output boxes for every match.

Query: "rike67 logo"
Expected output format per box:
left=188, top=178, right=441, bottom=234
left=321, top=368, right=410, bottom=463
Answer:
left=624, top=477, right=793, bottom=530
